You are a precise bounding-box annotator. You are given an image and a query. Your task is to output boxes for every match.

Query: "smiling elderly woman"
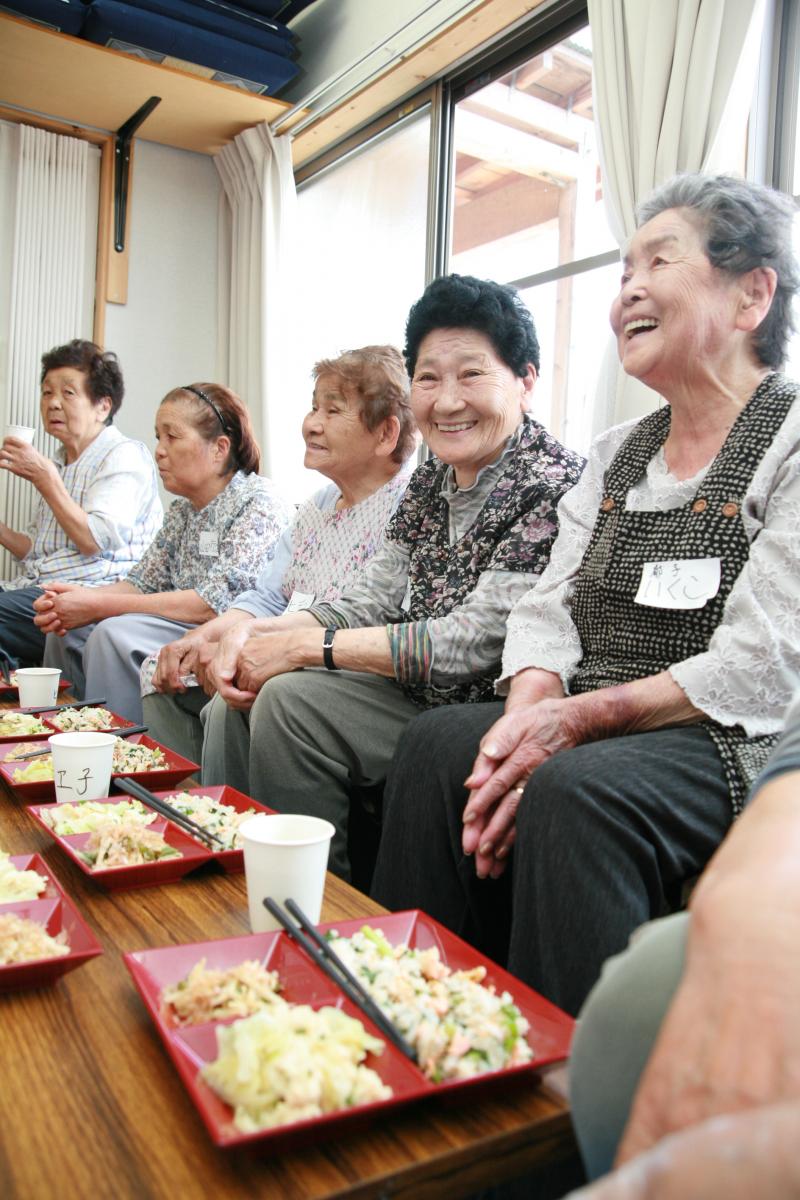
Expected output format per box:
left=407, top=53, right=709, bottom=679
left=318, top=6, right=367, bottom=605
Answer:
left=371, top=174, right=800, bottom=1018
left=0, top=340, right=161, bottom=670
left=200, top=274, right=585, bottom=879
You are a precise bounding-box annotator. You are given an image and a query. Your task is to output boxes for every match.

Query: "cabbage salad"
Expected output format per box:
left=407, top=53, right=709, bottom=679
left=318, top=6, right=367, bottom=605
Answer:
left=0, top=913, right=69, bottom=964
left=0, top=852, right=47, bottom=902
left=164, top=793, right=256, bottom=851
left=162, top=958, right=282, bottom=1025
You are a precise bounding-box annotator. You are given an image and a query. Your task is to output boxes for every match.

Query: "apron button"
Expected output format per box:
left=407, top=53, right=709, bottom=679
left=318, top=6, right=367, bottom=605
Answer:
left=691, top=498, right=707, bottom=514
left=600, top=496, right=615, bottom=512
left=721, top=501, right=739, bottom=517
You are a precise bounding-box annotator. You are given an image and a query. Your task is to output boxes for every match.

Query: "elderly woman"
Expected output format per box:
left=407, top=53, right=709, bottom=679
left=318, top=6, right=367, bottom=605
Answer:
left=201, top=274, right=585, bottom=879
left=35, top=383, right=293, bottom=722
left=143, top=345, right=417, bottom=762
left=372, top=174, right=800, bottom=1018
left=0, top=339, right=161, bottom=668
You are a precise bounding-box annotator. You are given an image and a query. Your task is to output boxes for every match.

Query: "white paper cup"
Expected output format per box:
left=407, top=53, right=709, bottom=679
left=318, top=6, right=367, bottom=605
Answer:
left=239, top=813, right=335, bottom=933
left=14, top=667, right=61, bottom=708
left=4, top=424, right=36, bottom=444
left=49, top=732, right=116, bottom=803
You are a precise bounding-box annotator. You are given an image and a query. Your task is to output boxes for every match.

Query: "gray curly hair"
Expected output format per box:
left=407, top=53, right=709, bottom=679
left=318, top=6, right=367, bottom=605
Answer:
left=637, top=173, right=800, bottom=370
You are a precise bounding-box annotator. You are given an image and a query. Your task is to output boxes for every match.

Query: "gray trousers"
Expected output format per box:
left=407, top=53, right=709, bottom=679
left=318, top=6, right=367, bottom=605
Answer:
left=143, top=687, right=208, bottom=764
left=201, top=669, right=420, bottom=879
left=569, top=912, right=688, bottom=1179
left=44, top=615, right=196, bottom=723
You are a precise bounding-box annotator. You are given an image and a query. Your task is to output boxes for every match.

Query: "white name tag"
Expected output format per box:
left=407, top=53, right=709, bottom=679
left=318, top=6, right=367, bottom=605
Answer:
left=198, top=531, right=219, bottom=557
left=285, top=589, right=315, bottom=613
left=635, top=558, right=721, bottom=609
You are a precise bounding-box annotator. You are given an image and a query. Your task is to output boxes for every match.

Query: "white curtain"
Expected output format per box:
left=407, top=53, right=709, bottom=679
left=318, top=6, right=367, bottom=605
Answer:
left=588, top=0, right=766, bottom=430
left=214, top=122, right=296, bottom=478
left=0, top=121, right=99, bottom=580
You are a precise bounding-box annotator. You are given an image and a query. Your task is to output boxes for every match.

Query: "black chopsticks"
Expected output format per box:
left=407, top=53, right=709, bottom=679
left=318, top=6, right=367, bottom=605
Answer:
left=19, top=697, right=108, bottom=715
left=9, top=724, right=149, bottom=760
left=114, top=776, right=225, bottom=849
left=263, top=897, right=417, bottom=1063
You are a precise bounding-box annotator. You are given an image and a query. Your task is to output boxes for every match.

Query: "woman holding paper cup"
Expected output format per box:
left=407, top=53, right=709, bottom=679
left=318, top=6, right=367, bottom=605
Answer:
left=35, top=384, right=294, bottom=724
left=0, top=339, right=161, bottom=671
left=372, top=173, right=800, bottom=1017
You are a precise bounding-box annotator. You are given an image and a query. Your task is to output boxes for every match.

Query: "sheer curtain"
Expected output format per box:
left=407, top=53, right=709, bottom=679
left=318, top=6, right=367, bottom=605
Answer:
left=0, top=121, right=99, bottom=580
left=214, top=122, right=296, bottom=478
left=588, top=0, right=766, bottom=430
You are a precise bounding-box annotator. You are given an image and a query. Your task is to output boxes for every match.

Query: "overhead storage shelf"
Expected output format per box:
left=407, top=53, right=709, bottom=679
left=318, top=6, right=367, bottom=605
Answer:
left=0, top=12, right=299, bottom=156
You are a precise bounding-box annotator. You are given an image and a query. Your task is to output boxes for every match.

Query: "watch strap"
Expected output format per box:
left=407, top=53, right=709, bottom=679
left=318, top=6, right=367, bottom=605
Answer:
left=322, top=627, right=339, bottom=670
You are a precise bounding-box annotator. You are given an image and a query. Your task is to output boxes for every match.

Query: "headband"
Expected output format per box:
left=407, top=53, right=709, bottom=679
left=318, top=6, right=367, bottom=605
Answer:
left=182, top=385, right=230, bottom=434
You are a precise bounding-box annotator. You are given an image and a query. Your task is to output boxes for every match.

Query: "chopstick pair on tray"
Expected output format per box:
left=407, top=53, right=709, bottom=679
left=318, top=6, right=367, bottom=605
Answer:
left=19, top=696, right=107, bottom=715
left=10, top=723, right=149, bottom=761
left=114, top=776, right=225, bottom=851
left=263, top=896, right=418, bottom=1064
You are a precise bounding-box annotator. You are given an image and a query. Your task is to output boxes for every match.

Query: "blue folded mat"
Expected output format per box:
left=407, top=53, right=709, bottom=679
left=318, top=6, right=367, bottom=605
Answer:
left=1, top=0, right=88, bottom=35
left=83, top=0, right=300, bottom=93
left=122, top=0, right=295, bottom=57
left=178, top=0, right=295, bottom=45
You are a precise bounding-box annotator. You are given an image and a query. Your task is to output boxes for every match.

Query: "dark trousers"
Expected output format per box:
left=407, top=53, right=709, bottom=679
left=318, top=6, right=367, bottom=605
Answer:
left=0, top=587, right=46, bottom=668
left=371, top=702, right=731, bottom=1016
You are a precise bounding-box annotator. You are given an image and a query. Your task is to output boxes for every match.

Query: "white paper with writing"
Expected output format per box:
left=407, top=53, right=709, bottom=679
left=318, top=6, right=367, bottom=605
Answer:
left=198, top=530, right=219, bottom=557
left=285, top=590, right=315, bottom=612
left=634, top=558, right=721, bottom=610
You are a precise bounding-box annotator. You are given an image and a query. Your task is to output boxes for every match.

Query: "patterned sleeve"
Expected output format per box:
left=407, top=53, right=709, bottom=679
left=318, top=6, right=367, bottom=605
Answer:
left=193, top=491, right=291, bottom=615
left=307, top=541, right=410, bottom=629
left=127, top=501, right=183, bottom=594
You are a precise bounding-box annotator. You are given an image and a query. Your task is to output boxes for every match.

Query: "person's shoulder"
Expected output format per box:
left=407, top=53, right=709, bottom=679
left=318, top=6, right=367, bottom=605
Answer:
left=233, top=471, right=294, bottom=513
left=94, top=426, right=156, bottom=470
left=515, top=418, right=585, bottom=496
left=310, top=482, right=340, bottom=511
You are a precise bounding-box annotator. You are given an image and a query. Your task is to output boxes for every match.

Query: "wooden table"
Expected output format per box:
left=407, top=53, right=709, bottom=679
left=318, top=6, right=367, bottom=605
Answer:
left=0, top=732, right=576, bottom=1199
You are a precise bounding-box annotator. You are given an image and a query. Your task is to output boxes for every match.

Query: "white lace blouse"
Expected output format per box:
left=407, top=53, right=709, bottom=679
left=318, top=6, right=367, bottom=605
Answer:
left=499, top=392, right=800, bottom=736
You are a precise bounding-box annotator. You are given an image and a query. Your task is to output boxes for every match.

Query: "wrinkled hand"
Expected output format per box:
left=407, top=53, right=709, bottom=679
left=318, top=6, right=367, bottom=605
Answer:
left=566, top=1102, right=800, bottom=1200
left=33, top=582, right=89, bottom=635
left=0, top=437, right=52, bottom=486
left=205, top=624, right=260, bottom=710
left=235, top=630, right=297, bottom=694
left=615, top=782, right=800, bottom=1166
left=152, top=632, right=208, bottom=694
left=462, top=698, right=580, bottom=879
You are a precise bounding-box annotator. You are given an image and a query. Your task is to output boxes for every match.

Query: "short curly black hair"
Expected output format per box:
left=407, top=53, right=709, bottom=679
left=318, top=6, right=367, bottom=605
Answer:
left=403, top=274, right=540, bottom=378
left=40, top=339, right=124, bottom=422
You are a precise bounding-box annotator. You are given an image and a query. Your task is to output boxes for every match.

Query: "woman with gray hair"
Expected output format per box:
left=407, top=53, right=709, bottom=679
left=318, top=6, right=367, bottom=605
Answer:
left=372, top=173, right=800, bottom=1018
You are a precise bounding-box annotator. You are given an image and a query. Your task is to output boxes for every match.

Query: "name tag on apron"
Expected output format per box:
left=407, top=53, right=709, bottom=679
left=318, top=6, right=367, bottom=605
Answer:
left=198, top=531, right=219, bottom=557
left=635, top=558, right=721, bottom=610
left=285, top=590, right=315, bottom=612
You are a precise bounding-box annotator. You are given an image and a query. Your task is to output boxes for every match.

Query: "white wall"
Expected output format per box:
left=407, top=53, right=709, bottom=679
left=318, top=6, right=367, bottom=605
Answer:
left=105, top=140, right=221, bottom=490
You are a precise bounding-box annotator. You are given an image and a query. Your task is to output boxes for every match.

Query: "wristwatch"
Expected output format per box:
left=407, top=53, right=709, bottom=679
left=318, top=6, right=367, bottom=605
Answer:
left=322, top=627, right=339, bottom=670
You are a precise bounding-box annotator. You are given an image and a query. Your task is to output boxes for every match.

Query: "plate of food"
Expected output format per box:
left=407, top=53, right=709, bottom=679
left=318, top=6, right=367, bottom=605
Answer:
left=27, top=797, right=214, bottom=890
left=0, top=710, right=53, bottom=744
left=43, top=706, right=137, bottom=735
left=0, top=853, right=103, bottom=989
left=0, top=673, right=71, bottom=698
left=123, top=911, right=574, bottom=1148
left=150, top=786, right=274, bottom=872
left=0, top=734, right=198, bottom=801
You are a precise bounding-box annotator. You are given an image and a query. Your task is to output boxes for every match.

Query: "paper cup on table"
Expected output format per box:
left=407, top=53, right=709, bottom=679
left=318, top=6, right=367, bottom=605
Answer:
left=14, top=667, right=61, bottom=707
left=49, top=732, right=116, bottom=803
left=239, top=813, right=335, bottom=933
left=5, top=424, right=36, bottom=444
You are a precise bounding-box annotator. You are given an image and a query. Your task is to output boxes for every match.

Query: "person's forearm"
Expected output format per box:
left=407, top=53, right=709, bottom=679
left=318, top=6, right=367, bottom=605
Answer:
left=0, top=523, right=32, bottom=560
left=562, top=671, right=704, bottom=743
left=37, top=469, right=101, bottom=555
left=247, top=611, right=319, bottom=636
left=505, top=667, right=566, bottom=710
left=283, top=625, right=394, bottom=676
left=202, top=607, right=255, bottom=643
left=91, top=587, right=217, bottom=624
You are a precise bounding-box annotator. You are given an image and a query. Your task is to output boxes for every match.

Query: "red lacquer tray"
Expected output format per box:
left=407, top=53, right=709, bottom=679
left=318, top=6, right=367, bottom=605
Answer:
left=0, top=734, right=198, bottom=801
left=150, top=785, right=275, bottom=872
left=0, top=706, right=137, bottom=745
left=0, top=854, right=103, bottom=990
left=27, top=799, right=213, bottom=890
left=124, top=910, right=574, bottom=1149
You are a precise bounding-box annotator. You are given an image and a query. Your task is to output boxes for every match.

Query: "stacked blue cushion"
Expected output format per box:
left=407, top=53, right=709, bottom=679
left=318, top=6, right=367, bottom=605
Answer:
left=82, top=0, right=300, bottom=94
left=2, top=0, right=88, bottom=35
left=182, top=0, right=295, bottom=49
left=120, top=0, right=295, bottom=58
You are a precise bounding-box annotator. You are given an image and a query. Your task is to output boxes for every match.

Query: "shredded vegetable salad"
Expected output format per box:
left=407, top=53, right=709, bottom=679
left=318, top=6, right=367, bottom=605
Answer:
left=326, top=926, right=534, bottom=1082
left=48, top=707, right=119, bottom=732
left=42, top=799, right=155, bottom=837
left=0, top=852, right=47, bottom=903
left=80, top=821, right=180, bottom=869
left=9, top=737, right=167, bottom=782
left=0, top=913, right=69, bottom=964
left=202, top=1004, right=391, bottom=1132
left=162, top=958, right=282, bottom=1025
left=0, top=712, right=47, bottom=737
left=164, top=793, right=256, bottom=850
